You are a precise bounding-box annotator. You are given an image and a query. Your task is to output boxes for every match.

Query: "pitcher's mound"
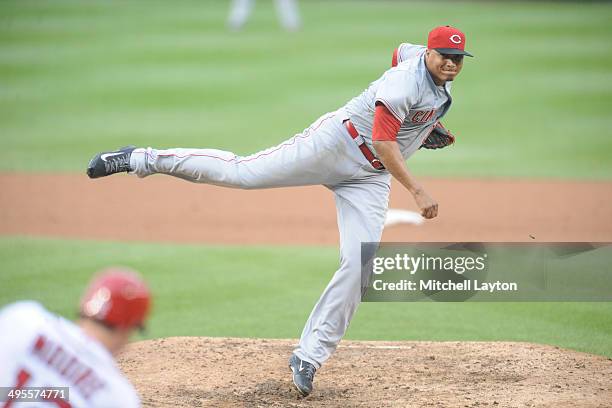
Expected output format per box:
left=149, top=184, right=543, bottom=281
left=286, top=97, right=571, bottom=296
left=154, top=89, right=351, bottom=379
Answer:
left=118, top=337, right=611, bottom=407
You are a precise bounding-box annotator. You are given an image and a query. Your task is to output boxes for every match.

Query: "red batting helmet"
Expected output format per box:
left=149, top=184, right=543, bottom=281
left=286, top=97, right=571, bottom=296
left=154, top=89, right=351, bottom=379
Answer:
left=80, top=267, right=151, bottom=330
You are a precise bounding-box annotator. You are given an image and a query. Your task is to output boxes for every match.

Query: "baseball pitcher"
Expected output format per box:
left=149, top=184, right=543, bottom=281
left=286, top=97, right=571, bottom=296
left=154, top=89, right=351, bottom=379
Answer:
left=87, top=25, right=472, bottom=397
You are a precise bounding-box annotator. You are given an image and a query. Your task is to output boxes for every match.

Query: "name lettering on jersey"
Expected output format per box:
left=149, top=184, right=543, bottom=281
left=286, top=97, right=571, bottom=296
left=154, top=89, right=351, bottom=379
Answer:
left=410, top=109, right=437, bottom=124
left=31, top=335, right=106, bottom=399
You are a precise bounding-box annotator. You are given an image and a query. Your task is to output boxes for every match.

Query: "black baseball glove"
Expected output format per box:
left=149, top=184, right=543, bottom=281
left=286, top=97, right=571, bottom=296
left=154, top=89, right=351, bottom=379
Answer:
left=420, top=122, right=455, bottom=150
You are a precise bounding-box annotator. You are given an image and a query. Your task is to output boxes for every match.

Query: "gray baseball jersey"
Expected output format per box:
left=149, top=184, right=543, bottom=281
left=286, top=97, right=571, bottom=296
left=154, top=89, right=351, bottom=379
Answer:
left=345, top=42, right=452, bottom=159
left=127, top=42, right=455, bottom=370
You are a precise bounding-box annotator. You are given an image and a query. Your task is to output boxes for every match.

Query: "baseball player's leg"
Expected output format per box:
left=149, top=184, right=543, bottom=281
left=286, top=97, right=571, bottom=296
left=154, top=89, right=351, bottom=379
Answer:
left=128, top=111, right=362, bottom=189
left=293, top=172, right=391, bottom=367
left=274, top=0, right=301, bottom=31
left=228, top=0, right=254, bottom=30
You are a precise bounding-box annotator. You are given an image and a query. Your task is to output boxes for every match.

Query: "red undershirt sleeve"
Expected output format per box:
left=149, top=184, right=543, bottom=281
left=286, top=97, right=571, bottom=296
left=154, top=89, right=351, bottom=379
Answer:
left=391, top=48, right=399, bottom=67
left=372, top=103, right=402, bottom=142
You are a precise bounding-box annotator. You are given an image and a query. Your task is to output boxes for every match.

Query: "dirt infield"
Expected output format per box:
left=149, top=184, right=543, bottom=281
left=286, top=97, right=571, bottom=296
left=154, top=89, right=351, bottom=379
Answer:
left=2, top=173, right=612, bottom=243
left=118, top=337, right=612, bottom=407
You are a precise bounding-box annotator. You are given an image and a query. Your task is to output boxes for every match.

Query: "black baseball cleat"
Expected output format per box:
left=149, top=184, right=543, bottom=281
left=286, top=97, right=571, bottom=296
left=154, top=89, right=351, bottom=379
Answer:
left=289, top=354, right=316, bottom=397
left=87, top=146, right=136, bottom=179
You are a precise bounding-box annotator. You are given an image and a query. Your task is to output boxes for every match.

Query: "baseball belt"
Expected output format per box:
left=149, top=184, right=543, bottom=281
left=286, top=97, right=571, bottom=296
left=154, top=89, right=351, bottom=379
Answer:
left=343, top=120, right=385, bottom=170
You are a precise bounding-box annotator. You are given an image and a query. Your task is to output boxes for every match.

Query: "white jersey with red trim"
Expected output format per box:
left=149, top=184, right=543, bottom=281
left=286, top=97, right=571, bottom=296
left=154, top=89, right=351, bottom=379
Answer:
left=343, top=42, right=452, bottom=159
left=0, top=301, right=140, bottom=408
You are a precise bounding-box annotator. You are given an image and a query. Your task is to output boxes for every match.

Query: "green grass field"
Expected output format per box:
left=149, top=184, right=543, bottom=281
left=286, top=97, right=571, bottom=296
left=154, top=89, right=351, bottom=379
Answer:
left=1, top=1, right=611, bottom=359
left=1, top=238, right=611, bottom=357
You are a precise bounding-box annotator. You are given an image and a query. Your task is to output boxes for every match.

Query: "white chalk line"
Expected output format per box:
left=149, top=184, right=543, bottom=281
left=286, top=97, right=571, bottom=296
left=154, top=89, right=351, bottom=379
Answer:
left=338, top=345, right=414, bottom=350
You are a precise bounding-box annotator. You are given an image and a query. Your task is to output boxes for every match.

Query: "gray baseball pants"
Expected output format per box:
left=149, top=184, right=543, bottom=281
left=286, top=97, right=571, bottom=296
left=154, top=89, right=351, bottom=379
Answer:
left=130, top=109, right=391, bottom=368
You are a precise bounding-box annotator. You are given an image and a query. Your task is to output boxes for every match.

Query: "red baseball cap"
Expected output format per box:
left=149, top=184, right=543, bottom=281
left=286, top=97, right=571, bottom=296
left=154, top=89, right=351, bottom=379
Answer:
left=80, top=267, right=152, bottom=331
left=427, top=25, right=473, bottom=57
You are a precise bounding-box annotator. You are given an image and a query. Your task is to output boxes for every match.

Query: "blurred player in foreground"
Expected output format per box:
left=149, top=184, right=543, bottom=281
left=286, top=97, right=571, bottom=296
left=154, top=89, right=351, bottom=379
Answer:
left=0, top=267, right=152, bottom=407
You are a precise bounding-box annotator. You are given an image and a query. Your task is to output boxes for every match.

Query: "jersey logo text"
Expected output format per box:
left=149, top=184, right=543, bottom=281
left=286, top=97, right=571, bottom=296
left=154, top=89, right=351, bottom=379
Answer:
left=410, top=109, right=437, bottom=124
